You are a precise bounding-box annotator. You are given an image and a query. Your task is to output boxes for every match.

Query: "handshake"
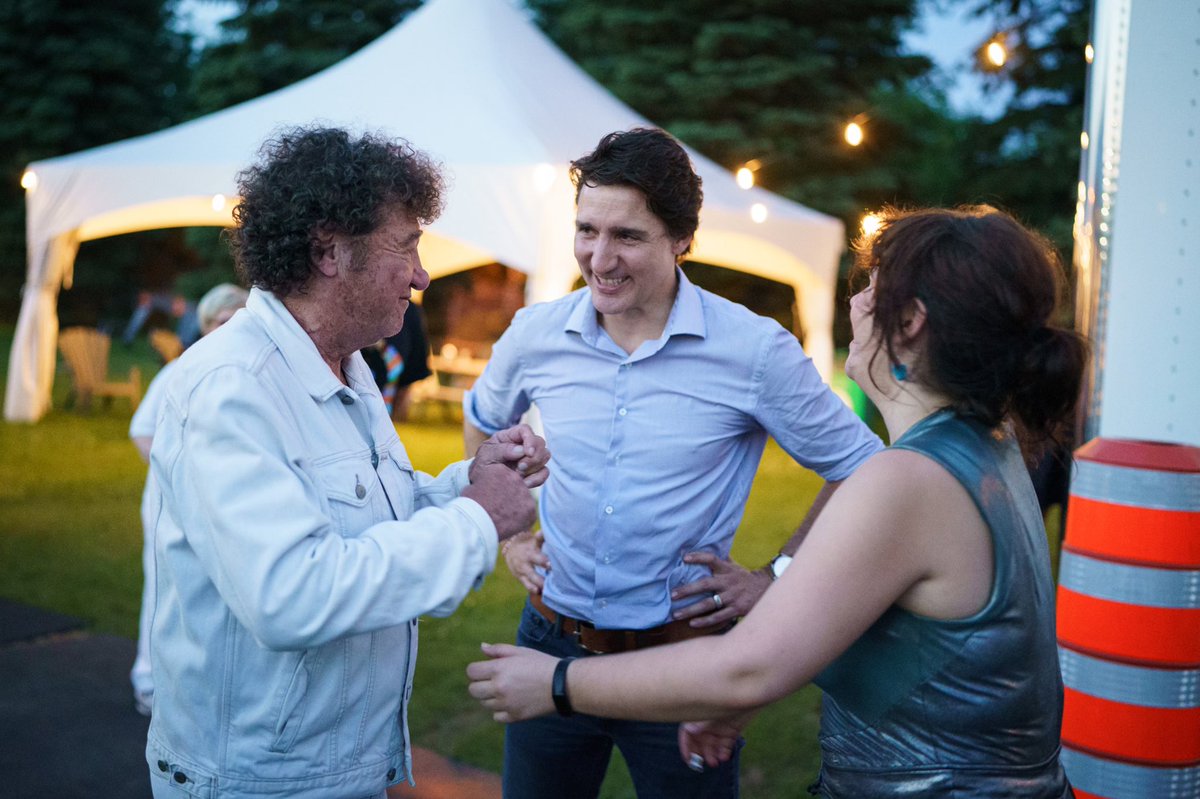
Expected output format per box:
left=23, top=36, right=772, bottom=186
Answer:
left=462, top=424, right=550, bottom=542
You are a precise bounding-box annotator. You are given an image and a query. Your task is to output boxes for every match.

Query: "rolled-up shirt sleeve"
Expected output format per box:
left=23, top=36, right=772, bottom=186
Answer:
left=752, top=325, right=884, bottom=481
left=157, top=363, right=498, bottom=651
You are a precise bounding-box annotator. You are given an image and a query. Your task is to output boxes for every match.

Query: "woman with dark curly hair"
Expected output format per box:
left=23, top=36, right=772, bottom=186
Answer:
left=145, top=126, right=548, bottom=799
left=469, top=205, right=1086, bottom=798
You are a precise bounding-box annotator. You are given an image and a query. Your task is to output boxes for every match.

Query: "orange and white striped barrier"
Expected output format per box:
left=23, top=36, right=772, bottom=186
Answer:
left=1056, top=438, right=1200, bottom=799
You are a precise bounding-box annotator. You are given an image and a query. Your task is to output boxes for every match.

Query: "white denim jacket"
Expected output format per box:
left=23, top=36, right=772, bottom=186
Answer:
left=145, top=288, right=497, bottom=799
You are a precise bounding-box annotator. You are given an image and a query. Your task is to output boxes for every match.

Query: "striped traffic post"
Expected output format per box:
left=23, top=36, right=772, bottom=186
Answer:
left=1056, top=438, right=1200, bottom=799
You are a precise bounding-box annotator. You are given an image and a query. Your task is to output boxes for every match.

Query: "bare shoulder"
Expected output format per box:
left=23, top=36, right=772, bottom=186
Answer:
left=842, top=447, right=963, bottom=504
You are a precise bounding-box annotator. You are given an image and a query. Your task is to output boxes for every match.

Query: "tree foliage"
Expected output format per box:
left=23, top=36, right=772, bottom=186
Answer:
left=958, top=0, right=1090, bottom=253
left=189, top=0, right=420, bottom=115
left=0, top=0, right=192, bottom=319
left=526, top=0, right=951, bottom=222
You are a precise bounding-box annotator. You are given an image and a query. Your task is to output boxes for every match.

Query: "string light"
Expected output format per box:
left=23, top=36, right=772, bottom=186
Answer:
left=735, top=158, right=762, bottom=190
left=1080, top=131, right=1090, bottom=150
left=20, top=170, right=37, bottom=192
left=860, top=213, right=883, bottom=239
left=844, top=121, right=865, bottom=147
left=1084, top=43, right=1094, bottom=63
left=984, top=38, right=1008, bottom=68
left=750, top=203, right=768, bottom=223
left=211, top=194, right=226, bottom=212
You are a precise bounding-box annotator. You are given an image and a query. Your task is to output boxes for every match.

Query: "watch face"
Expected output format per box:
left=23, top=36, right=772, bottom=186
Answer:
left=771, top=555, right=793, bottom=579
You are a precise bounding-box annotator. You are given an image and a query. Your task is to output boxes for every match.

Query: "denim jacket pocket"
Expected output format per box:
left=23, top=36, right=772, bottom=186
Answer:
left=270, top=653, right=310, bottom=753
left=313, top=455, right=380, bottom=537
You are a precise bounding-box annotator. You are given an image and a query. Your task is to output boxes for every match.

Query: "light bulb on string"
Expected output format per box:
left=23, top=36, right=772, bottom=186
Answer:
left=844, top=121, right=865, bottom=147
left=735, top=158, right=762, bottom=190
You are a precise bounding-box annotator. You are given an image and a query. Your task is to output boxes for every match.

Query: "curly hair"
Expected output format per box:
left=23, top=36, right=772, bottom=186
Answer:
left=229, top=126, right=445, bottom=297
left=570, top=128, right=703, bottom=254
left=853, top=205, right=1088, bottom=451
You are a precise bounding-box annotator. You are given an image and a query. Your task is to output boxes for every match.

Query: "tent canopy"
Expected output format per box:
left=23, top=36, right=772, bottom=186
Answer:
left=6, top=0, right=844, bottom=422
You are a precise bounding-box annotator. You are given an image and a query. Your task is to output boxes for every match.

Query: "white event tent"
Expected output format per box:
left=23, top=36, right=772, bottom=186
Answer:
left=6, top=0, right=845, bottom=422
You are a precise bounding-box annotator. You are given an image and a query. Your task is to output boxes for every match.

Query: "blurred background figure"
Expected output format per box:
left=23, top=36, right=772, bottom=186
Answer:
left=121, top=291, right=201, bottom=348
left=361, top=301, right=433, bottom=421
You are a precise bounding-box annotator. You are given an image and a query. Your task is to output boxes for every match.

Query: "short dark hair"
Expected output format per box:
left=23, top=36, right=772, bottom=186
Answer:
left=229, top=126, right=445, bottom=297
left=570, top=128, right=703, bottom=254
left=854, top=205, right=1088, bottom=449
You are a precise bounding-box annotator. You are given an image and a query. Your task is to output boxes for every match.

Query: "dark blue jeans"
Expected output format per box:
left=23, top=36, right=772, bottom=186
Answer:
left=502, top=599, right=741, bottom=799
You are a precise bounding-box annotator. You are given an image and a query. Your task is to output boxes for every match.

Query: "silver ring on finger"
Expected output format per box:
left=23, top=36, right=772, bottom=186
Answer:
left=712, top=593, right=724, bottom=611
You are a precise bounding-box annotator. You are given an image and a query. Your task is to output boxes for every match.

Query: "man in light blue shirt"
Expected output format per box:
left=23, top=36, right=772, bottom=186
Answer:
left=464, top=128, right=882, bottom=798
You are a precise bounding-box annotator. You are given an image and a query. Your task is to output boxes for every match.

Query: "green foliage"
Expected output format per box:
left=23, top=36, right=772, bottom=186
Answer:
left=0, top=0, right=192, bottom=321
left=959, top=0, right=1090, bottom=256
left=189, top=0, right=420, bottom=115
left=526, top=0, right=959, bottom=223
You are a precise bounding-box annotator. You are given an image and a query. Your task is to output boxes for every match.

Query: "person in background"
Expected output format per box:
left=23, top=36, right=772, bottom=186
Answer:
left=361, top=301, right=433, bottom=421
left=463, top=127, right=881, bottom=798
left=128, top=282, right=249, bottom=716
left=469, top=205, right=1086, bottom=799
left=145, top=126, right=548, bottom=799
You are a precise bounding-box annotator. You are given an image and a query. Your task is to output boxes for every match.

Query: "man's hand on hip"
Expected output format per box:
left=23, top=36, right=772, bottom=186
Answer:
left=470, top=424, right=550, bottom=488
left=670, top=551, right=772, bottom=628
left=462, top=464, right=537, bottom=541
left=502, top=530, right=550, bottom=594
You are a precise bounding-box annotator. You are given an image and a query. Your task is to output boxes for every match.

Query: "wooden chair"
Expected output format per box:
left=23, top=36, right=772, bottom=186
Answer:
left=58, top=327, right=142, bottom=411
left=149, top=329, right=184, bottom=363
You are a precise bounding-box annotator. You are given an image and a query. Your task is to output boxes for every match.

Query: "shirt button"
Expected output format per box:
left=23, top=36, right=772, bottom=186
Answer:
left=603, top=554, right=612, bottom=564
left=157, top=760, right=169, bottom=773
left=340, top=393, right=353, bottom=405
left=604, top=505, right=613, bottom=514
left=173, top=771, right=188, bottom=784
left=387, top=768, right=397, bottom=781
left=599, top=599, right=608, bottom=609
left=618, top=407, right=627, bottom=416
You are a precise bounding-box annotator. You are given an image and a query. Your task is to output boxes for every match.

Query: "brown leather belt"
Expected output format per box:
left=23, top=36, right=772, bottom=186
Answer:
left=530, top=593, right=730, bottom=655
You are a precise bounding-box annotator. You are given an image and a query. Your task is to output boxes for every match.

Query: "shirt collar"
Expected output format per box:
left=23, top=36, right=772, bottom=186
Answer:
left=564, top=267, right=707, bottom=345
left=245, top=287, right=374, bottom=401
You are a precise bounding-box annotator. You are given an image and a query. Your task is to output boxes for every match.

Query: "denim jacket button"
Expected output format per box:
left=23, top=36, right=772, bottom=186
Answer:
left=387, top=768, right=397, bottom=780
left=173, top=771, right=188, bottom=784
left=157, top=760, right=169, bottom=772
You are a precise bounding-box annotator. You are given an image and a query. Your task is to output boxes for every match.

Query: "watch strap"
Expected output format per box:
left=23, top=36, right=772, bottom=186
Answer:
left=552, top=656, right=577, bottom=716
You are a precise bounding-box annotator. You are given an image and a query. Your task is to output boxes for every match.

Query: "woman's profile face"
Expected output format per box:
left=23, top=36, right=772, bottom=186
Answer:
left=845, top=271, right=880, bottom=385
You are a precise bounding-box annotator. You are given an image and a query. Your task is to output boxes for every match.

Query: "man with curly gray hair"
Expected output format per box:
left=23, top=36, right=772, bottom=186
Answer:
left=144, top=126, right=550, bottom=799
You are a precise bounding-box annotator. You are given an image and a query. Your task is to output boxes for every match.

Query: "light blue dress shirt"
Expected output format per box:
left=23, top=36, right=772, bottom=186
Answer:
left=466, top=270, right=883, bottom=629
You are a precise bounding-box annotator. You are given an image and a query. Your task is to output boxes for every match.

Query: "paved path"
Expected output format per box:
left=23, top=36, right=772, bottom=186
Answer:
left=0, top=599, right=499, bottom=799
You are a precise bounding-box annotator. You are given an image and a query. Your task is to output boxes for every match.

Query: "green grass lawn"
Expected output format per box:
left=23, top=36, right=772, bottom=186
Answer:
left=0, top=325, right=827, bottom=797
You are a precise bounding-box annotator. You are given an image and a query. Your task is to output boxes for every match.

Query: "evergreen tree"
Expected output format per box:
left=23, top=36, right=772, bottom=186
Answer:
left=0, top=0, right=192, bottom=320
left=958, top=0, right=1090, bottom=255
left=190, top=0, right=420, bottom=115
left=526, top=0, right=953, bottom=222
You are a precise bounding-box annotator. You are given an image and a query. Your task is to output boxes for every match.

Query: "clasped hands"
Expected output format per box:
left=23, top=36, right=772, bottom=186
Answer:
left=462, top=424, right=550, bottom=539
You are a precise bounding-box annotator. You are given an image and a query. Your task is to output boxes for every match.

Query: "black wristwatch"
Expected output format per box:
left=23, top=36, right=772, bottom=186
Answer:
left=552, top=657, right=577, bottom=716
left=768, top=553, right=793, bottom=580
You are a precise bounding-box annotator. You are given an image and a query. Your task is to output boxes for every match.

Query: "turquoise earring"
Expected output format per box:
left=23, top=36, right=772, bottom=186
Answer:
left=891, top=362, right=908, bottom=382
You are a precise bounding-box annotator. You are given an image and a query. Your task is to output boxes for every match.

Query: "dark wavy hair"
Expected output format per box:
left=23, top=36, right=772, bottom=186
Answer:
left=570, top=128, right=703, bottom=255
left=854, top=205, right=1088, bottom=450
left=229, top=126, right=445, bottom=297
